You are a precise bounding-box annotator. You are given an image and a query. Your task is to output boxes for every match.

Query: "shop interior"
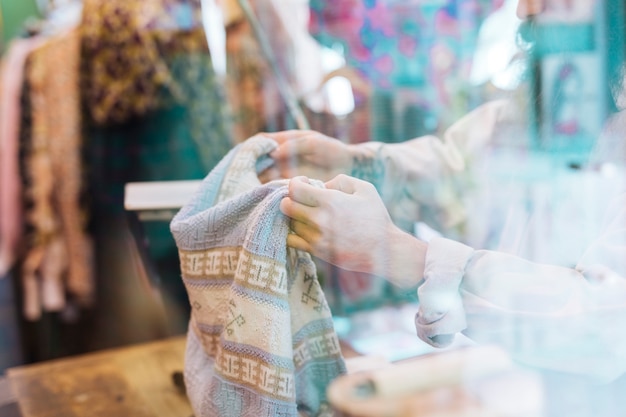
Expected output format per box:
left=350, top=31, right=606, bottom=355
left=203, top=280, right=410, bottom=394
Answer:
left=1, top=0, right=626, bottom=416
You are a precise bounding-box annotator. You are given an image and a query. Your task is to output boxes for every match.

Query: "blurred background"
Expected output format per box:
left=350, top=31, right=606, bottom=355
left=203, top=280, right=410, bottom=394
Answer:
left=0, top=0, right=624, bottom=378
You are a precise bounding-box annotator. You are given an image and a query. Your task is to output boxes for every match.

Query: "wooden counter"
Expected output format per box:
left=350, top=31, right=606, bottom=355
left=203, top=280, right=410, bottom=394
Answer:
left=6, top=336, right=192, bottom=417
left=4, top=334, right=361, bottom=417
left=0, top=181, right=365, bottom=417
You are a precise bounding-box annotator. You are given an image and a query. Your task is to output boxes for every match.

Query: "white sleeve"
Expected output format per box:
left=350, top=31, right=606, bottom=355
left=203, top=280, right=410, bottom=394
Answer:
left=416, top=196, right=626, bottom=382
left=357, top=99, right=509, bottom=232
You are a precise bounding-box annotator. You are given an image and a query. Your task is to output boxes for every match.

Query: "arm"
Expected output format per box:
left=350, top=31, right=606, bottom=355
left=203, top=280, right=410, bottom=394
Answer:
left=265, top=99, right=510, bottom=232
left=280, top=175, right=427, bottom=288
left=281, top=173, right=626, bottom=380
left=417, top=192, right=626, bottom=381
left=357, top=99, right=510, bottom=232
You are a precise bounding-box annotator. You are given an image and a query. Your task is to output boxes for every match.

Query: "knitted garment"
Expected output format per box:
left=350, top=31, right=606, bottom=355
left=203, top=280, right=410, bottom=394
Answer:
left=21, top=28, right=94, bottom=320
left=170, top=135, right=346, bottom=417
left=0, top=36, right=45, bottom=277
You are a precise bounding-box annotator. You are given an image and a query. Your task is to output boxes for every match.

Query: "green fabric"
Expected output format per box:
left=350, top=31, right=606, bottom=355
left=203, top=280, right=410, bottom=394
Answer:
left=0, top=0, right=40, bottom=48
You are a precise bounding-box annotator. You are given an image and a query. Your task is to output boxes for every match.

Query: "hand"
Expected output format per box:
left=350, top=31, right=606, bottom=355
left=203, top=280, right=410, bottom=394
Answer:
left=280, top=175, right=427, bottom=286
left=258, top=130, right=355, bottom=183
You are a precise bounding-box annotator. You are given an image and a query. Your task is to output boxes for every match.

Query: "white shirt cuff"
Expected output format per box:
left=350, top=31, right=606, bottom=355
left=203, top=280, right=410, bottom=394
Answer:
left=415, top=237, right=474, bottom=347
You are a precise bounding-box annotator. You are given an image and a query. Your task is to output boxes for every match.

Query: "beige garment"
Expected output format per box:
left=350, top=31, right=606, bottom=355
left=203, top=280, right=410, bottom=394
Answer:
left=22, top=27, right=94, bottom=320
left=0, top=37, right=45, bottom=277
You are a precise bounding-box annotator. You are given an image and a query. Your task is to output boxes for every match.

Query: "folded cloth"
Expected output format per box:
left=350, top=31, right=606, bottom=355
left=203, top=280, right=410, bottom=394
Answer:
left=170, top=135, right=346, bottom=417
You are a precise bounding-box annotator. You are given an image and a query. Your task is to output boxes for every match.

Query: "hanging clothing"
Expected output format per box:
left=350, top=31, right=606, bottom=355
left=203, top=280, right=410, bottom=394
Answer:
left=80, top=0, right=233, bottom=172
left=0, top=36, right=45, bottom=277
left=79, top=0, right=234, bottom=338
left=80, top=0, right=205, bottom=125
left=20, top=27, right=94, bottom=320
left=308, top=0, right=504, bottom=133
left=170, top=135, right=346, bottom=417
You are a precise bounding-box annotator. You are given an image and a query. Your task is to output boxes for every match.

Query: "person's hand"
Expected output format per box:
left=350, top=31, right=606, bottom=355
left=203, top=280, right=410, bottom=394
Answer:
left=280, top=175, right=392, bottom=273
left=280, top=175, right=427, bottom=286
left=258, top=130, right=355, bottom=183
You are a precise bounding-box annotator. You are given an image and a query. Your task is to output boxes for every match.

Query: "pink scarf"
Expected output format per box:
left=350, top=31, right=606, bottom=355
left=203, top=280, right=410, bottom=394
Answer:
left=0, top=36, right=45, bottom=276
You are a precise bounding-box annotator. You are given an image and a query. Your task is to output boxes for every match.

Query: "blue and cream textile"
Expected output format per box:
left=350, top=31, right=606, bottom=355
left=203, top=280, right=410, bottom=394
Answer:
left=170, top=135, right=346, bottom=417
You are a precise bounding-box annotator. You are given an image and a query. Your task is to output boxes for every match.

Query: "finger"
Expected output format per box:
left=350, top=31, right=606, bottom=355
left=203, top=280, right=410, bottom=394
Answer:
left=286, top=233, right=312, bottom=252
left=289, top=176, right=328, bottom=207
left=290, top=218, right=320, bottom=244
left=280, top=195, right=319, bottom=224
left=291, top=219, right=333, bottom=263
left=262, top=130, right=315, bottom=146
left=269, top=133, right=321, bottom=161
left=325, top=174, right=359, bottom=194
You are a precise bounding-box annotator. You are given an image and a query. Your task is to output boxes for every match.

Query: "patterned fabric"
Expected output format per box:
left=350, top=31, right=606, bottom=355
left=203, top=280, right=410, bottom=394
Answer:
left=0, top=36, right=45, bottom=277
left=170, top=135, right=346, bottom=417
left=80, top=0, right=206, bottom=124
left=80, top=0, right=233, bottom=172
left=308, top=0, right=503, bottom=129
left=21, top=27, right=94, bottom=321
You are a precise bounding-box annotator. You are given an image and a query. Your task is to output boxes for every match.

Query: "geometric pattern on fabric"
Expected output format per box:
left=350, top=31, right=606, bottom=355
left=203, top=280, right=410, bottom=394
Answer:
left=170, top=135, right=346, bottom=417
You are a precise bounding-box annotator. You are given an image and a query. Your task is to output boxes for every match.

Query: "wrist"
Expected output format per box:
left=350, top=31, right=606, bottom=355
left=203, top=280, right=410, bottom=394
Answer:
left=380, top=226, right=427, bottom=288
